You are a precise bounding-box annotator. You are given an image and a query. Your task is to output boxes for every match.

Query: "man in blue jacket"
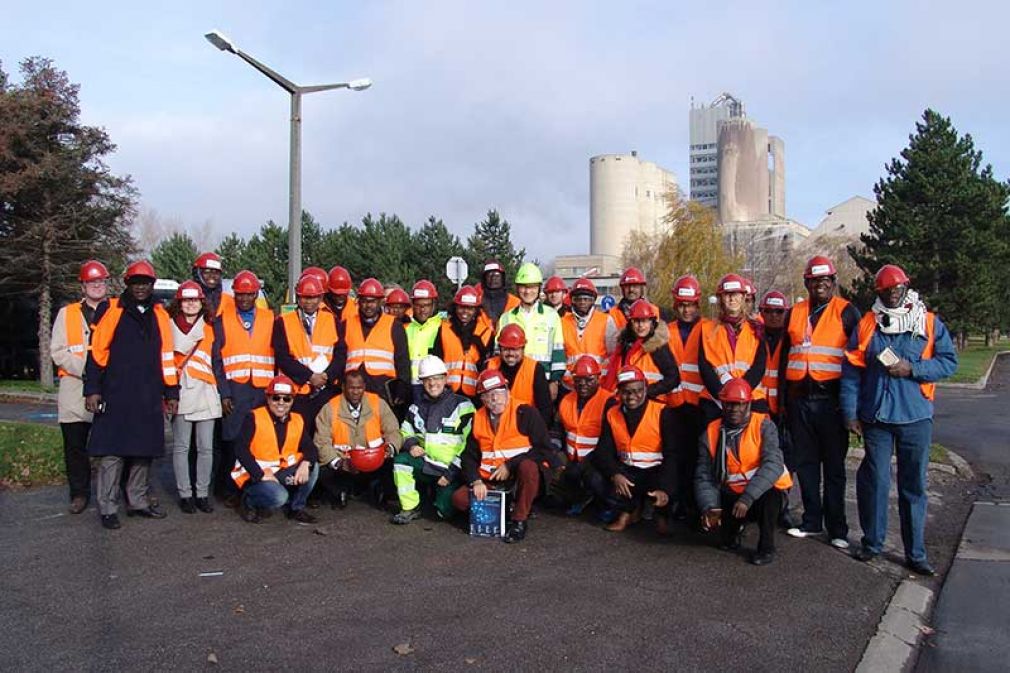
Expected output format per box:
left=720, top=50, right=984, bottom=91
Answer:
left=840, top=264, right=957, bottom=576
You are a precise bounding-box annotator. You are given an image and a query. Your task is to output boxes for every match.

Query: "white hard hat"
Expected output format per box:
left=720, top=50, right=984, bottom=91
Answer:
left=418, top=355, right=448, bottom=379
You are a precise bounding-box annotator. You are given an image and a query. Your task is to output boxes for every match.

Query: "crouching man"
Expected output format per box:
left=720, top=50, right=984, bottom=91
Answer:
left=696, top=378, right=792, bottom=565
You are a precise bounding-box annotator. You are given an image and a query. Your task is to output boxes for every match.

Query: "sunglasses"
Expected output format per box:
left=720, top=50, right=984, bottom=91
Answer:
left=270, top=395, right=293, bottom=403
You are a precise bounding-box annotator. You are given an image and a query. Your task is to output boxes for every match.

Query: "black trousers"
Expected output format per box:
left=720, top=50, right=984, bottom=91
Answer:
left=316, top=461, right=394, bottom=505
left=611, top=465, right=662, bottom=513
left=788, top=395, right=849, bottom=538
left=670, top=403, right=705, bottom=515
left=720, top=488, right=783, bottom=554
left=60, top=422, right=92, bottom=501
left=558, top=459, right=612, bottom=506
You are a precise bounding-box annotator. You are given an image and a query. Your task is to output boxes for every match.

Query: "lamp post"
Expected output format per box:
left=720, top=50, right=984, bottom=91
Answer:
left=205, top=30, right=371, bottom=297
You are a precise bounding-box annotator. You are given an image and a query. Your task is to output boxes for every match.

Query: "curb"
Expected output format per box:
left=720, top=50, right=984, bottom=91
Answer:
left=856, top=580, right=935, bottom=672
left=938, top=350, right=1008, bottom=390
left=0, top=391, right=58, bottom=404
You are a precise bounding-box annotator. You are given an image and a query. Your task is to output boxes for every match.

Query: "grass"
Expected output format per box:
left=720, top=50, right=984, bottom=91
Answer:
left=948, top=338, right=1008, bottom=384
left=848, top=434, right=951, bottom=465
left=0, top=379, right=56, bottom=394
left=0, top=421, right=64, bottom=488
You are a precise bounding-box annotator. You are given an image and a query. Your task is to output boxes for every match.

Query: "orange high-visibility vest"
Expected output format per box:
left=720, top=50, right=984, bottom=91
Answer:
left=90, top=303, right=177, bottom=386
left=666, top=318, right=708, bottom=407
left=280, top=310, right=338, bottom=394
left=472, top=397, right=532, bottom=480
left=561, top=310, right=610, bottom=389
left=763, top=335, right=785, bottom=415
left=702, top=320, right=765, bottom=401
left=439, top=321, right=492, bottom=397
left=344, top=313, right=396, bottom=377
left=57, top=303, right=88, bottom=378
left=558, top=387, right=610, bottom=462
left=174, top=320, right=217, bottom=386
left=845, top=311, right=937, bottom=401
left=230, top=407, right=304, bottom=487
left=328, top=392, right=385, bottom=449
left=476, top=293, right=520, bottom=336
left=220, top=306, right=275, bottom=388
left=606, top=399, right=665, bottom=469
left=785, top=296, right=851, bottom=382
left=706, top=412, right=792, bottom=494
left=485, top=355, right=538, bottom=406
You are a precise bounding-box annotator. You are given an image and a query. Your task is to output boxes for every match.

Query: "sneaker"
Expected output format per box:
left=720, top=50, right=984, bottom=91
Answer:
left=391, top=508, right=421, bottom=525
left=786, top=527, right=824, bottom=539
left=830, top=537, right=850, bottom=550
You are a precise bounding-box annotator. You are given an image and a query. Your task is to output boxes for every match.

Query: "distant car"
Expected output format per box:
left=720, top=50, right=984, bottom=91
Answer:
left=152, top=278, right=269, bottom=309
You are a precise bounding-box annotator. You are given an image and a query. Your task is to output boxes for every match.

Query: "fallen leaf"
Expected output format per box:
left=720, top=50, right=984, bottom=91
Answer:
left=207, top=652, right=218, bottom=664
left=465, top=657, right=477, bottom=664
left=393, top=643, right=414, bottom=656
left=233, top=604, right=245, bottom=614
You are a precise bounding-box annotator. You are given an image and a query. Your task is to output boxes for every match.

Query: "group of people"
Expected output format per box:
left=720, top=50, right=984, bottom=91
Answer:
left=51, top=251, right=957, bottom=570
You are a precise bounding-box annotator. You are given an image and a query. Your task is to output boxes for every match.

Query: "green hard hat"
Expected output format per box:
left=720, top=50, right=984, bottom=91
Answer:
left=514, top=262, right=543, bottom=286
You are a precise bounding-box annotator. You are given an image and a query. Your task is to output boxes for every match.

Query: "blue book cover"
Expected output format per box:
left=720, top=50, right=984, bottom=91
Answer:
left=469, top=490, right=507, bottom=538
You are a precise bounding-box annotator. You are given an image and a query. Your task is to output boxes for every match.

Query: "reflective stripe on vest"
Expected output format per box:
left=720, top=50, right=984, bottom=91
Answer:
left=666, top=319, right=707, bottom=407
left=606, top=399, right=664, bottom=469
left=329, top=392, right=385, bottom=450
left=405, top=316, right=442, bottom=383
left=175, top=320, right=218, bottom=387
left=485, top=355, right=538, bottom=406
left=57, top=302, right=88, bottom=378
left=845, top=311, right=937, bottom=401
left=231, top=407, right=304, bottom=487
left=763, top=337, right=784, bottom=415
left=472, top=398, right=532, bottom=479
left=280, top=310, right=337, bottom=394
left=706, top=413, right=792, bottom=494
left=401, top=398, right=474, bottom=467
left=560, top=309, right=610, bottom=389
left=89, top=303, right=178, bottom=386
left=785, top=296, right=850, bottom=382
left=221, top=306, right=275, bottom=388
left=558, top=387, right=610, bottom=462
left=702, top=320, right=764, bottom=402
left=440, top=321, right=492, bottom=397
left=345, top=313, right=397, bottom=376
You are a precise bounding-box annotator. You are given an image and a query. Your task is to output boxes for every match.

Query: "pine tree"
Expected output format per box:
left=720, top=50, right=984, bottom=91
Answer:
left=215, top=233, right=248, bottom=277
left=465, top=210, right=525, bottom=286
left=414, top=216, right=467, bottom=301
left=151, top=232, right=198, bottom=282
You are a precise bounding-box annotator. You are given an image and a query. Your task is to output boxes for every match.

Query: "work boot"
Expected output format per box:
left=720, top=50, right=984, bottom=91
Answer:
left=195, top=497, right=214, bottom=514
left=605, top=511, right=632, bottom=532
left=288, top=509, right=318, bottom=525
left=391, top=508, right=421, bottom=525
left=69, top=496, right=88, bottom=514
left=100, top=514, right=121, bottom=530
left=179, top=497, right=197, bottom=514
left=240, top=502, right=262, bottom=524
left=504, top=520, right=527, bottom=543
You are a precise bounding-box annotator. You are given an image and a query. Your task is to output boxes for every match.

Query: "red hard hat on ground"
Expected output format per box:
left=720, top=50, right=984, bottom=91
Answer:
left=232, top=270, right=261, bottom=294
left=266, top=375, right=297, bottom=396
left=804, top=256, right=837, bottom=279
left=498, top=323, right=527, bottom=349
left=296, top=274, right=326, bottom=297
left=454, top=285, right=480, bottom=306
left=570, top=277, right=598, bottom=297
left=193, top=252, right=222, bottom=271
left=628, top=298, right=655, bottom=320
left=350, top=446, right=386, bottom=473
left=357, top=278, right=385, bottom=298
left=386, top=288, right=410, bottom=306
left=328, top=266, right=352, bottom=295
left=544, top=276, right=567, bottom=293
left=411, top=280, right=438, bottom=300
left=619, top=267, right=647, bottom=287
left=875, top=264, right=910, bottom=292
left=175, top=280, right=205, bottom=300
left=719, top=377, right=753, bottom=403
left=759, top=290, right=790, bottom=310
left=616, top=365, right=646, bottom=386
left=302, top=266, right=328, bottom=288
left=672, top=275, right=701, bottom=303
left=572, top=355, right=601, bottom=378
left=717, top=273, right=747, bottom=295
left=476, top=368, right=508, bottom=395
left=79, top=260, right=110, bottom=282
left=124, top=260, right=157, bottom=281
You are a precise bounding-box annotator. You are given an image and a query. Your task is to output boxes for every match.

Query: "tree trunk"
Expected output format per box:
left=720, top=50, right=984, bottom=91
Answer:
left=37, top=221, right=54, bottom=387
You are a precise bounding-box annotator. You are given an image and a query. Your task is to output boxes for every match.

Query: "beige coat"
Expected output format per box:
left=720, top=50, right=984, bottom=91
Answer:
left=314, top=394, right=402, bottom=465
left=50, top=303, right=92, bottom=424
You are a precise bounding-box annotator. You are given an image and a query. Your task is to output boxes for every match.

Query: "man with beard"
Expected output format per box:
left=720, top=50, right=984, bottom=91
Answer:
left=559, top=277, right=613, bottom=392
left=432, top=285, right=494, bottom=399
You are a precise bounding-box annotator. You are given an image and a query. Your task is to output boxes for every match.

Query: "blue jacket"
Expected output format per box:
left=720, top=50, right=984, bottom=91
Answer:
left=840, top=314, right=957, bottom=425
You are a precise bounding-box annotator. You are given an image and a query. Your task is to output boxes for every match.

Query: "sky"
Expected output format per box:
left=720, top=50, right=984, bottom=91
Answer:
left=4, top=1, right=1008, bottom=263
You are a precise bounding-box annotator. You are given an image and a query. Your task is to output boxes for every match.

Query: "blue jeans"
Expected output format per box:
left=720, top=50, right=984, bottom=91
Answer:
left=857, top=419, right=932, bottom=562
left=242, top=463, right=319, bottom=513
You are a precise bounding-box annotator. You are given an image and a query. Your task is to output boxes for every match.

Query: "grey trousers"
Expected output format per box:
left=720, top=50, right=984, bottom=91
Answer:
left=96, top=456, right=151, bottom=516
left=171, top=416, right=215, bottom=498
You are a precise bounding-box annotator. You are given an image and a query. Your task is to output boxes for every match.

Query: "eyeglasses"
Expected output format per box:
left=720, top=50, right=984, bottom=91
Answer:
left=270, top=395, right=293, bottom=403
left=761, top=309, right=786, bottom=315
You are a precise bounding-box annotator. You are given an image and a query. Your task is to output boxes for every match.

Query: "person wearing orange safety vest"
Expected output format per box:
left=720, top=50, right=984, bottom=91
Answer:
left=452, top=369, right=552, bottom=543
left=782, top=256, right=862, bottom=548
left=50, top=260, right=115, bottom=514
left=84, top=260, right=179, bottom=530
left=484, top=323, right=553, bottom=427
left=232, top=375, right=319, bottom=524
left=696, top=378, right=792, bottom=566
left=168, top=281, right=225, bottom=515
left=384, top=287, right=412, bottom=324
left=698, top=274, right=768, bottom=420
left=323, top=265, right=358, bottom=326
left=602, top=299, right=679, bottom=401
left=192, top=251, right=229, bottom=316
left=841, top=265, right=957, bottom=576
left=475, top=259, right=520, bottom=334
left=560, top=277, right=614, bottom=391
left=606, top=267, right=662, bottom=351
left=431, top=285, right=493, bottom=399
left=543, top=275, right=570, bottom=318
left=591, top=365, right=678, bottom=534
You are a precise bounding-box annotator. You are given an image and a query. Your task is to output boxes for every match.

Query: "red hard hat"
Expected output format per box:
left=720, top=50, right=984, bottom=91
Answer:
left=295, top=274, right=326, bottom=297
left=79, top=260, right=110, bottom=282
left=386, top=288, right=410, bottom=306
left=476, top=368, right=509, bottom=395
left=743, top=279, right=756, bottom=296
left=628, top=298, right=655, bottom=321
left=544, top=276, right=567, bottom=293
left=619, top=267, right=647, bottom=287
left=349, top=446, right=386, bottom=473
left=124, top=260, right=157, bottom=281
left=303, top=266, right=328, bottom=288
left=759, top=290, right=790, bottom=310
left=572, top=355, right=601, bottom=378
left=615, top=365, right=646, bottom=386
left=672, top=275, right=701, bottom=303
left=327, top=266, right=352, bottom=295
left=719, top=377, right=753, bottom=403
left=570, top=277, right=598, bottom=297
left=482, top=259, right=505, bottom=275
left=454, top=285, right=480, bottom=306
left=357, top=277, right=385, bottom=298
left=498, top=323, right=527, bottom=349
left=411, top=280, right=438, bottom=300
left=193, top=252, right=222, bottom=271
left=266, top=375, right=297, bottom=396
left=717, top=273, right=747, bottom=295
left=875, top=264, right=910, bottom=292
left=232, top=270, right=261, bottom=294
left=175, top=280, right=205, bottom=300
left=804, top=255, right=837, bottom=279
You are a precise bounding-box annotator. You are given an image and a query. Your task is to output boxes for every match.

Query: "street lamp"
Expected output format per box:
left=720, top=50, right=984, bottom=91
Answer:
left=204, top=29, right=371, bottom=297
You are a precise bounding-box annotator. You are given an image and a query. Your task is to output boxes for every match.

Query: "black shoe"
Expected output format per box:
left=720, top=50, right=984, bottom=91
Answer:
left=240, top=503, right=262, bottom=524
left=906, top=559, right=936, bottom=577
left=719, top=531, right=744, bottom=552
left=179, top=498, right=196, bottom=514
left=852, top=547, right=878, bottom=563
left=127, top=506, right=167, bottom=519
left=69, top=496, right=89, bottom=514
left=504, top=520, right=527, bottom=543
left=222, top=494, right=241, bottom=509
left=750, top=551, right=775, bottom=566
left=195, top=497, right=214, bottom=514
left=100, top=514, right=121, bottom=530
left=288, top=509, right=318, bottom=525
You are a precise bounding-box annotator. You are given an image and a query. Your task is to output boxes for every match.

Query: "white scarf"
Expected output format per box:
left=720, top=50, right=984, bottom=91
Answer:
left=871, top=289, right=928, bottom=338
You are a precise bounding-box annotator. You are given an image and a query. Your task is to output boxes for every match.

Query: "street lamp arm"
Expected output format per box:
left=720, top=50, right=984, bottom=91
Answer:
left=299, top=83, right=351, bottom=94
left=235, top=50, right=299, bottom=93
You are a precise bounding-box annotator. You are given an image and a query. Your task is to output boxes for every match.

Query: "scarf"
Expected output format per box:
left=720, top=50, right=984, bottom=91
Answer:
left=573, top=306, right=594, bottom=332
left=872, top=289, right=928, bottom=338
